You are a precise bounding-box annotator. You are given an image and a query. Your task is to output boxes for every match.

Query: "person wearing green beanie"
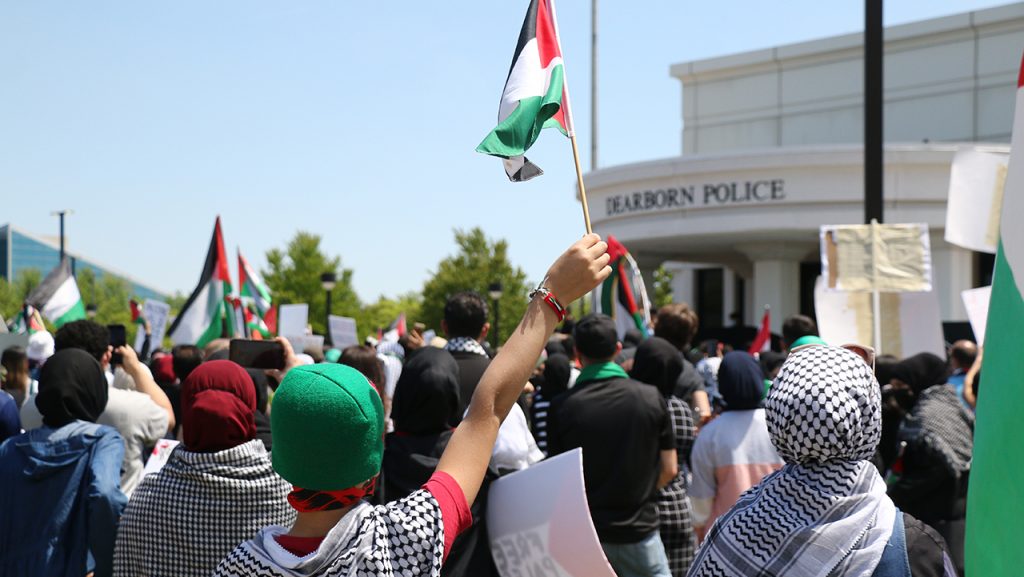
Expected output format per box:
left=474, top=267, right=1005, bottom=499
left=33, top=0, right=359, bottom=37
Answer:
left=213, top=234, right=613, bottom=577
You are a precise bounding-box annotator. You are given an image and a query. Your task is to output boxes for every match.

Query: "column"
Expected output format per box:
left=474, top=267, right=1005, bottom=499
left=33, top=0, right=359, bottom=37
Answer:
left=721, top=267, right=736, bottom=324
left=736, top=243, right=814, bottom=333
left=663, top=262, right=696, bottom=307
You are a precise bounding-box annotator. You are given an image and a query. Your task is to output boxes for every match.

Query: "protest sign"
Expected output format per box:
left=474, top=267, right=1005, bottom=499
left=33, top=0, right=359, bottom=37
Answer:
left=134, top=300, right=171, bottom=352
left=142, top=439, right=180, bottom=477
left=814, top=277, right=944, bottom=358
left=328, top=316, right=359, bottom=349
left=946, top=149, right=1008, bottom=254
left=487, top=448, right=615, bottom=577
left=962, top=286, right=993, bottom=346
left=278, top=304, right=309, bottom=351
left=821, top=223, right=932, bottom=293
left=0, top=333, right=29, bottom=351
left=304, top=335, right=325, bottom=353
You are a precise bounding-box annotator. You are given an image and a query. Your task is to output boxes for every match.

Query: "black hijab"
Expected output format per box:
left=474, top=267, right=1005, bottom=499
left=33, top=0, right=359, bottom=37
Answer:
left=36, top=348, right=108, bottom=428
left=718, top=351, right=765, bottom=411
left=892, top=352, right=949, bottom=395
left=630, top=336, right=684, bottom=398
left=390, top=347, right=461, bottom=435
left=542, top=353, right=572, bottom=399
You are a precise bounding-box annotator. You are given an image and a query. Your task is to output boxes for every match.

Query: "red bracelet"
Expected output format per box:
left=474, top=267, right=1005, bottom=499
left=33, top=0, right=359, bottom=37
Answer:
left=530, top=287, right=567, bottom=322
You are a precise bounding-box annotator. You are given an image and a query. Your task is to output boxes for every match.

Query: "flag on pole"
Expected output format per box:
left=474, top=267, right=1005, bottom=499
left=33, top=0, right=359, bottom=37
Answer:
left=238, top=249, right=273, bottom=318
left=245, top=303, right=271, bottom=339
left=10, top=305, right=46, bottom=334
left=231, top=297, right=247, bottom=339
left=25, top=258, right=87, bottom=329
left=263, top=305, right=278, bottom=335
left=130, top=299, right=146, bottom=325
left=595, top=236, right=652, bottom=339
left=168, top=217, right=233, bottom=348
left=748, top=307, right=771, bottom=354
left=380, top=313, right=407, bottom=343
left=966, top=52, right=1024, bottom=576
left=476, top=0, right=573, bottom=182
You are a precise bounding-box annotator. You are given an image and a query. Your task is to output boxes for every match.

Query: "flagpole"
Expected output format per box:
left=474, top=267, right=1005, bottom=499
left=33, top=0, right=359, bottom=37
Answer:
left=570, top=135, right=594, bottom=234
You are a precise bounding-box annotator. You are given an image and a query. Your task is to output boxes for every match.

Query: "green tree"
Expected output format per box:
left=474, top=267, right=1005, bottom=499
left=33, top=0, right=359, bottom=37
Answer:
left=420, top=228, right=530, bottom=346
left=358, top=292, right=423, bottom=342
left=0, top=270, right=41, bottom=324
left=654, top=265, right=674, bottom=308
left=262, top=232, right=361, bottom=336
left=76, top=268, right=133, bottom=327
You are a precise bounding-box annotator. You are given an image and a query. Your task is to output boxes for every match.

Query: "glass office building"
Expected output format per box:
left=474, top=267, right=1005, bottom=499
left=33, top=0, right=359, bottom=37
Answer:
left=0, top=224, right=168, bottom=302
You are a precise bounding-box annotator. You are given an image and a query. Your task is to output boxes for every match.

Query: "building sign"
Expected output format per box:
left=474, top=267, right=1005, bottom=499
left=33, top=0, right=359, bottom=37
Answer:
left=605, top=179, right=786, bottom=217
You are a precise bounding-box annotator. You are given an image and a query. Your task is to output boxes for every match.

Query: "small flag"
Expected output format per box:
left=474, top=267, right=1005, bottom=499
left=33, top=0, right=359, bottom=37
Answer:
left=130, top=299, right=146, bottom=325
left=263, top=305, right=278, bottom=335
left=380, top=313, right=407, bottom=343
left=476, top=0, right=573, bottom=182
left=25, top=258, right=87, bottom=329
left=168, top=217, right=234, bottom=348
left=238, top=249, right=273, bottom=318
left=595, top=236, right=652, bottom=339
left=966, top=52, right=1024, bottom=576
left=10, top=305, right=46, bottom=334
left=748, top=307, right=771, bottom=354
left=245, top=303, right=271, bottom=339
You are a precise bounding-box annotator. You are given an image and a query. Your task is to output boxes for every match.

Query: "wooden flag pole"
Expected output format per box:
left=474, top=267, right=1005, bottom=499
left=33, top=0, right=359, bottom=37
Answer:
left=570, top=133, right=594, bottom=234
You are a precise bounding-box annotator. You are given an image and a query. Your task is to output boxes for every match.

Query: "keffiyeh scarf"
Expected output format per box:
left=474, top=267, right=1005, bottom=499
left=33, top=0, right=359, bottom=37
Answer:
left=899, top=384, right=973, bottom=476
left=689, top=346, right=897, bottom=577
left=445, top=336, right=488, bottom=358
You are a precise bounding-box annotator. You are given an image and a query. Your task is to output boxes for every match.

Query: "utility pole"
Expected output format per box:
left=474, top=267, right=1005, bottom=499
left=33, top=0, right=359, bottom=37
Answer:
left=51, top=210, right=73, bottom=262
left=864, top=0, right=884, bottom=224
left=591, top=0, right=599, bottom=171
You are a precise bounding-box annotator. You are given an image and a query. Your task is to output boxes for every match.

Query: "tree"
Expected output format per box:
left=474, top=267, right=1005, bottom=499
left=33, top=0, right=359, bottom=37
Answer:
left=654, top=265, right=675, bottom=308
left=358, top=292, right=423, bottom=342
left=0, top=270, right=41, bottom=325
left=420, top=228, right=530, bottom=346
left=262, top=232, right=361, bottom=336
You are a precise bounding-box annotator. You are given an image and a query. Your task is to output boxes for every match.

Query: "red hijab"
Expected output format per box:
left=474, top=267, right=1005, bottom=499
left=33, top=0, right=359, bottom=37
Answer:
left=181, top=360, right=256, bottom=453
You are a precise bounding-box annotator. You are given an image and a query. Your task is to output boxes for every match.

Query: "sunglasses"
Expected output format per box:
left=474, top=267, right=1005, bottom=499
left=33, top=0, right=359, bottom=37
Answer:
left=789, top=342, right=876, bottom=372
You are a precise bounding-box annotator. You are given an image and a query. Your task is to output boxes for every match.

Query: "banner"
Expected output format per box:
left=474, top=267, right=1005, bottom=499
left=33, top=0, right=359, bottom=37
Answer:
left=946, top=149, right=1008, bottom=254
left=820, top=223, right=932, bottom=293
left=134, top=300, right=171, bottom=352
left=487, top=449, right=615, bottom=577
left=328, top=315, right=359, bottom=350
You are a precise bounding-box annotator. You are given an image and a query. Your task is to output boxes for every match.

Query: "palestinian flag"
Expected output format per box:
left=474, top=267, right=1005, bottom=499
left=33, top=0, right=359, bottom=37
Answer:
left=130, top=299, right=146, bottom=325
left=476, top=0, right=573, bottom=182
left=596, top=236, right=651, bottom=340
left=966, top=52, right=1024, bottom=576
left=238, top=249, right=272, bottom=317
left=380, top=313, right=407, bottom=343
left=748, top=307, right=771, bottom=354
left=263, top=305, right=278, bottom=335
left=10, top=305, right=46, bottom=334
left=26, top=258, right=86, bottom=328
left=230, top=297, right=246, bottom=338
left=245, top=303, right=271, bottom=339
left=168, top=217, right=233, bottom=348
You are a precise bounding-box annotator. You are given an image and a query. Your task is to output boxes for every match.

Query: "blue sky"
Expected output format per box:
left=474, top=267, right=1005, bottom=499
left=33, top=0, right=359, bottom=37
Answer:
left=0, top=0, right=1010, bottom=302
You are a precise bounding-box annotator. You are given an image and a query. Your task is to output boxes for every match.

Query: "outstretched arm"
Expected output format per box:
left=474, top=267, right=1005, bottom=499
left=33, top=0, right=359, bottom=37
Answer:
left=437, top=234, right=611, bottom=505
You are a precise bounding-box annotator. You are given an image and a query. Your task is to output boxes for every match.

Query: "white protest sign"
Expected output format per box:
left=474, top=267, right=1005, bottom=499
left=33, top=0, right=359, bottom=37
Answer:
left=962, top=286, right=992, bottom=346
left=814, top=276, right=945, bottom=358
left=304, top=335, right=325, bottom=353
left=134, top=300, right=172, bottom=352
left=946, top=149, right=1008, bottom=254
left=820, top=223, right=932, bottom=293
left=487, top=448, right=615, bottom=577
left=278, top=304, right=309, bottom=352
left=142, top=439, right=180, bottom=477
left=329, top=315, right=359, bottom=349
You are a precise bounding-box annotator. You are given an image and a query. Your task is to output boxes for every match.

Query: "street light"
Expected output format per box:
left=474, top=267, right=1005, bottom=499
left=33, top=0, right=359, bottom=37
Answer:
left=86, top=304, right=97, bottom=319
left=488, top=281, right=503, bottom=349
left=321, top=272, right=337, bottom=347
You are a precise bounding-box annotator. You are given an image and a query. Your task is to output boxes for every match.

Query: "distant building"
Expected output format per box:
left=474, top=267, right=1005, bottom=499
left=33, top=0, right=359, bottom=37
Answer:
left=0, top=224, right=169, bottom=302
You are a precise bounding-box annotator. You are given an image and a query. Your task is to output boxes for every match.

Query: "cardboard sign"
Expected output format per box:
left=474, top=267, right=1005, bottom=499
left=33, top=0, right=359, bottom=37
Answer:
left=946, top=149, right=1008, bottom=254
left=820, top=223, right=932, bottom=293
left=962, top=286, right=993, bottom=346
left=278, top=304, right=309, bottom=352
left=134, top=300, right=172, bottom=352
left=487, top=449, right=616, bottom=577
left=142, top=439, right=180, bottom=477
left=329, top=316, right=359, bottom=349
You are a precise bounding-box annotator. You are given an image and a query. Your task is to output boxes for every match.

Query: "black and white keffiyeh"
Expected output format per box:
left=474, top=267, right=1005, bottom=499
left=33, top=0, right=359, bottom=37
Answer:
left=688, top=346, right=897, bottom=577
left=899, top=384, right=973, bottom=477
left=113, top=439, right=295, bottom=577
left=444, top=337, right=488, bottom=358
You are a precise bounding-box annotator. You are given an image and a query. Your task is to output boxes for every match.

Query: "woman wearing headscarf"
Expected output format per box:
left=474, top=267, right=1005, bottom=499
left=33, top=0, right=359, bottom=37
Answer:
left=0, top=349, right=127, bottom=577
left=689, top=346, right=955, bottom=577
left=689, top=351, right=784, bottom=539
left=531, top=352, right=571, bottom=455
left=631, top=337, right=699, bottom=576
left=888, top=353, right=973, bottom=574
left=113, top=360, right=295, bottom=577
left=380, top=347, right=499, bottom=577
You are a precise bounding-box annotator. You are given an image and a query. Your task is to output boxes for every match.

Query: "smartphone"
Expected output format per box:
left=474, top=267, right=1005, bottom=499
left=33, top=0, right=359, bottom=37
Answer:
left=229, top=339, right=285, bottom=370
left=108, top=324, right=127, bottom=365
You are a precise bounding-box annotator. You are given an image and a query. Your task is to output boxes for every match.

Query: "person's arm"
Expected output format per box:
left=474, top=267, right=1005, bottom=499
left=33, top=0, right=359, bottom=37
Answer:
left=658, top=449, right=678, bottom=489
left=693, top=389, right=712, bottom=426
left=963, top=347, right=982, bottom=409
left=138, top=320, right=152, bottom=362
left=437, top=235, right=611, bottom=506
left=117, top=345, right=175, bottom=433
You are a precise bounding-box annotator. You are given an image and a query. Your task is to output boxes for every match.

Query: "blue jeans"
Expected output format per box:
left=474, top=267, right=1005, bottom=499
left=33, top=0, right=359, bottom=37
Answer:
left=602, top=531, right=672, bottom=577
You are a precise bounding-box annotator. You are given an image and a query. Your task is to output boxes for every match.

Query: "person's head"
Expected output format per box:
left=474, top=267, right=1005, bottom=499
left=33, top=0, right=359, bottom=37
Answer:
left=1, top=346, right=29, bottom=386
left=717, top=351, right=765, bottom=411
left=782, top=315, right=818, bottom=349
left=573, top=314, right=621, bottom=365
left=203, top=338, right=231, bottom=360
left=271, top=363, right=385, bottom=507
left=622, top=329, right=644, bottom=350
left=630, top=337, right=684, bottom=398
left=442, top=291, right=490, bottom=341
left=305, top=346, right=325, bottom=364
left=172, top=344, right=203, bottom=382
left=949, top=340, right=978, bottom=371
left=766, top=346, right=881, bottom=464
left=54, top=320, right=110, bottom=366
left=150, top=354, right=177, bottom=385
left=542, top=353, right=572, bottom=398
left=390, top=347, right=460, bottom=435
left=654, top=303, right=699, bottom=351
left=758, top=351, right=786, bottom=382
left=874, top=354, right=899, bottom=388
left=339, top=345, right=386, bottom=398
left=181, top=360, right=256, bottom=453
left=35, top=348, right=109, bottom=428
left=891, top=352, right=949, bottom=398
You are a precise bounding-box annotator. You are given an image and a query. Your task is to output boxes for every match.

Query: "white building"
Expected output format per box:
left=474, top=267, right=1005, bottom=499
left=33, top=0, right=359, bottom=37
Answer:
left=584, top=2, right=1022, bottom=338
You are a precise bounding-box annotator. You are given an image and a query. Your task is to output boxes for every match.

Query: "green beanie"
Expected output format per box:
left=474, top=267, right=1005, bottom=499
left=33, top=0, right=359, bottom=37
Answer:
left=791, top=335, right=828, bottom=348
left=271, top=363, right=385, bottom=490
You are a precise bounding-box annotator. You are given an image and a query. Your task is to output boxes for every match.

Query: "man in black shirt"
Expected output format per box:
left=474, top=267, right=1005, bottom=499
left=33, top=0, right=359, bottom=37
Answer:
left=548, top=314, right=676, bottom=577
left=442, top=292, right=492, bottom=426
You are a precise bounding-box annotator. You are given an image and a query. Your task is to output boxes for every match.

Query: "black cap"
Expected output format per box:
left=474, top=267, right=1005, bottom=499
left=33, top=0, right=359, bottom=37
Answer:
left=573, top=314, right=619, bottom=361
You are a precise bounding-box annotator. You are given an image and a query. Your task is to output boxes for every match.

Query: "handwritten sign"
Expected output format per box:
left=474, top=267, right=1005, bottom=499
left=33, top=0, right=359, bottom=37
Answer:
left=134, top=300, right=171, bottom=352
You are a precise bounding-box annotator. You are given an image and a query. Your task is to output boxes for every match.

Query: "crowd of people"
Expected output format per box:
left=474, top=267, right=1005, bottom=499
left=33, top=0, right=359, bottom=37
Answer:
left=0, top=234, right=978, bottom=577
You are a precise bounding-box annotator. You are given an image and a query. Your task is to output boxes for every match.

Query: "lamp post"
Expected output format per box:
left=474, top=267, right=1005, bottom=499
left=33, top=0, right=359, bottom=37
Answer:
left=488, top=281, right=503, bottom=349
left=320, top=272, right=337, bottom=347
left=50, top=210, right=73, bottom=264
